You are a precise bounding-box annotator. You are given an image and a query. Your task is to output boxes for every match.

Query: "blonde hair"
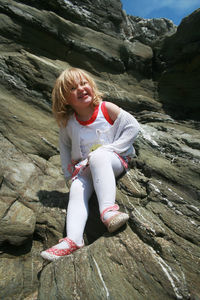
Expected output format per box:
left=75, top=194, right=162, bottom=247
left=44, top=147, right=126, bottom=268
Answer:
left=52, top=67, right=103, bottom=127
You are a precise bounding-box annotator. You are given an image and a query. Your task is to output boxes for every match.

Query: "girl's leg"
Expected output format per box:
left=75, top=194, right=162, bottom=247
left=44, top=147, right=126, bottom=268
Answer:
left=89, top=149, right=124, bottom=215
left=41, top=167, right=94, bottom=261
left=66, top=167, right=94, bottom=245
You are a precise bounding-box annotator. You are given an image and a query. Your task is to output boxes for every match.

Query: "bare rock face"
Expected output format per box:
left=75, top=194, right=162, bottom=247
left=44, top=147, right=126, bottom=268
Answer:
left=0, top=1, right=200, bottom=299
left=122, top=15, right=176, bottom=46
left=155, top=9, right=200, bottom=120
left=16, top=0, right=125, bottom=38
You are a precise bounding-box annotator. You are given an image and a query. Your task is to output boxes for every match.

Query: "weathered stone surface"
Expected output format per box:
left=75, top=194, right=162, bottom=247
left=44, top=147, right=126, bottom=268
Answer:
left=155, top=8, right=200, bottom=120
left=0, top=197, right=36, bottom=245
left=123, top=15, right=177, bottom=46
left=0, top=0, right=200, bottom=299
left=16, top=0, right=125, bottom=38
left=0, top=133, right=67, bottom=299
left=0, top=240, right=43, bottom=300
left=38, top=227, right=199, bottom=300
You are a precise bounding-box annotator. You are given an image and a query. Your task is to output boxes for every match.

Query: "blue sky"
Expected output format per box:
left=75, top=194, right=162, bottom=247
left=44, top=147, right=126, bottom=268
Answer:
left=121, top=0, right=200, bottom=25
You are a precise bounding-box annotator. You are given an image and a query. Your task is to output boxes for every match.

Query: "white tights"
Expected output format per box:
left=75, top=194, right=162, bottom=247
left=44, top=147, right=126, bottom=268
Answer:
left=66, top=149, right=125, bottom=246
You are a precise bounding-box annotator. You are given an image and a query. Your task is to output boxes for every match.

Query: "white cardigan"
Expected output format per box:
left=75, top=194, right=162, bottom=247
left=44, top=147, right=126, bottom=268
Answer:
left=59, top=108, right=140, bottom=182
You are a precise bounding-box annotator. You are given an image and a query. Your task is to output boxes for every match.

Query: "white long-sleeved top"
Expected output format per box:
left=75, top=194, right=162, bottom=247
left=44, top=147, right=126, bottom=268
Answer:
left=59, top=105, right=140, bottom=182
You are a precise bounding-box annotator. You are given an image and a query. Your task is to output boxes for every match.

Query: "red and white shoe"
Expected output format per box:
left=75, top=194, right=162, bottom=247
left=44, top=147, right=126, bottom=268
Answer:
left=101, top=204, right=129, bottom=233
left=41, top=237, right=84, bottom=262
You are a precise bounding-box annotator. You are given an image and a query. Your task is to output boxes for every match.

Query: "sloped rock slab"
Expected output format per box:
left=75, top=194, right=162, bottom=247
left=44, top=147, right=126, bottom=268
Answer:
left=38, top=226, right=199, bottom=300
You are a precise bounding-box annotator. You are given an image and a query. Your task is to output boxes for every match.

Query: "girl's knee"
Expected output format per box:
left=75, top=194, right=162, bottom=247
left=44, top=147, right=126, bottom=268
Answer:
left=89, top=149, right=124, bottom=177
left=89, top=149, right=109, bottom=167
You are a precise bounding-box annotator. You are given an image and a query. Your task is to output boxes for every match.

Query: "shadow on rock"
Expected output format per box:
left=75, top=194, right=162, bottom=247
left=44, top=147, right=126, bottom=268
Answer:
left=37, top=190, right=127, bottom=245
left=0, top=239, right=33, bottom=257
left=84, top=195, right=108, bottom=244
left=37, top=190, right=69, bottom=209
left=37, top=190, right=106, bottom=244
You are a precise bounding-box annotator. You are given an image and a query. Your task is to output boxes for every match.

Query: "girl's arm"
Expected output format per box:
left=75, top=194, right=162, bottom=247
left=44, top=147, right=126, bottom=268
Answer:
left=102, top=102, right=140, bottom=154
left=105, top=101, right=121, bottom=122
left=59, top=129, right=72, bottom=183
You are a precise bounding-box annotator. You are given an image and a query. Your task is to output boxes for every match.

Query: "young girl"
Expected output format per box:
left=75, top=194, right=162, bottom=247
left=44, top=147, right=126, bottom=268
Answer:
left=41, top=68, right=140, bottom=261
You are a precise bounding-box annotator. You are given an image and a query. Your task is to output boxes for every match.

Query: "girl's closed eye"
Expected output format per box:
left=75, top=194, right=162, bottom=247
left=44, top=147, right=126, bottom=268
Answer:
left=81, top=80, right=88, bottom=86
left=70, top=86, right=76, bottom=91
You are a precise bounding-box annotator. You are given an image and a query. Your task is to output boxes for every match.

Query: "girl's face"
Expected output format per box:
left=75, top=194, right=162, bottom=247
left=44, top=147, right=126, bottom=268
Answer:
left=66, top=76, right=94, bottom=111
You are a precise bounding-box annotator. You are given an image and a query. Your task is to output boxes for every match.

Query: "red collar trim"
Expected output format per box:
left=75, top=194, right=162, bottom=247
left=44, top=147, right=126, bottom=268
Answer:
left=101, top=101, right=114, bottom=125
left=75, top=105, right=99, bottom=125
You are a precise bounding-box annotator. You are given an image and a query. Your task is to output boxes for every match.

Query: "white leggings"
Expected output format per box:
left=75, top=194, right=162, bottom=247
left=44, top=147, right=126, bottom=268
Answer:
left=67, top=149, right=125, bottom=245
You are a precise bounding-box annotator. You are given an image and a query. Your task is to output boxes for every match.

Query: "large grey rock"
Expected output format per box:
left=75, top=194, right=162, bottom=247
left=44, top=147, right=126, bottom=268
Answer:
left=0, top=133, right=67, bottom=299
left=123, top=15, right=177, bottom=46
left=16, top=0, right=125, bottom=38
left=0, top=197, right=36, bottom=245
left=155, top=9, right=200, bottom=120
left=38, top=225, right=199, bottom=300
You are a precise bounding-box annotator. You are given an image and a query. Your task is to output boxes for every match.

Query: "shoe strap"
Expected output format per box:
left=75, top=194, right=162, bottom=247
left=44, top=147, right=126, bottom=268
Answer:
left=100, top=204, right=119, bottom=222
left=59, top=237, right=80, bottom=249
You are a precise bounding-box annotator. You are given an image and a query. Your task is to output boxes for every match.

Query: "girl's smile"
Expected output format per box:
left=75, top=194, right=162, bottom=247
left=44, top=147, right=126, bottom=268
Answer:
left=78, top=91, right=89, bottom=100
